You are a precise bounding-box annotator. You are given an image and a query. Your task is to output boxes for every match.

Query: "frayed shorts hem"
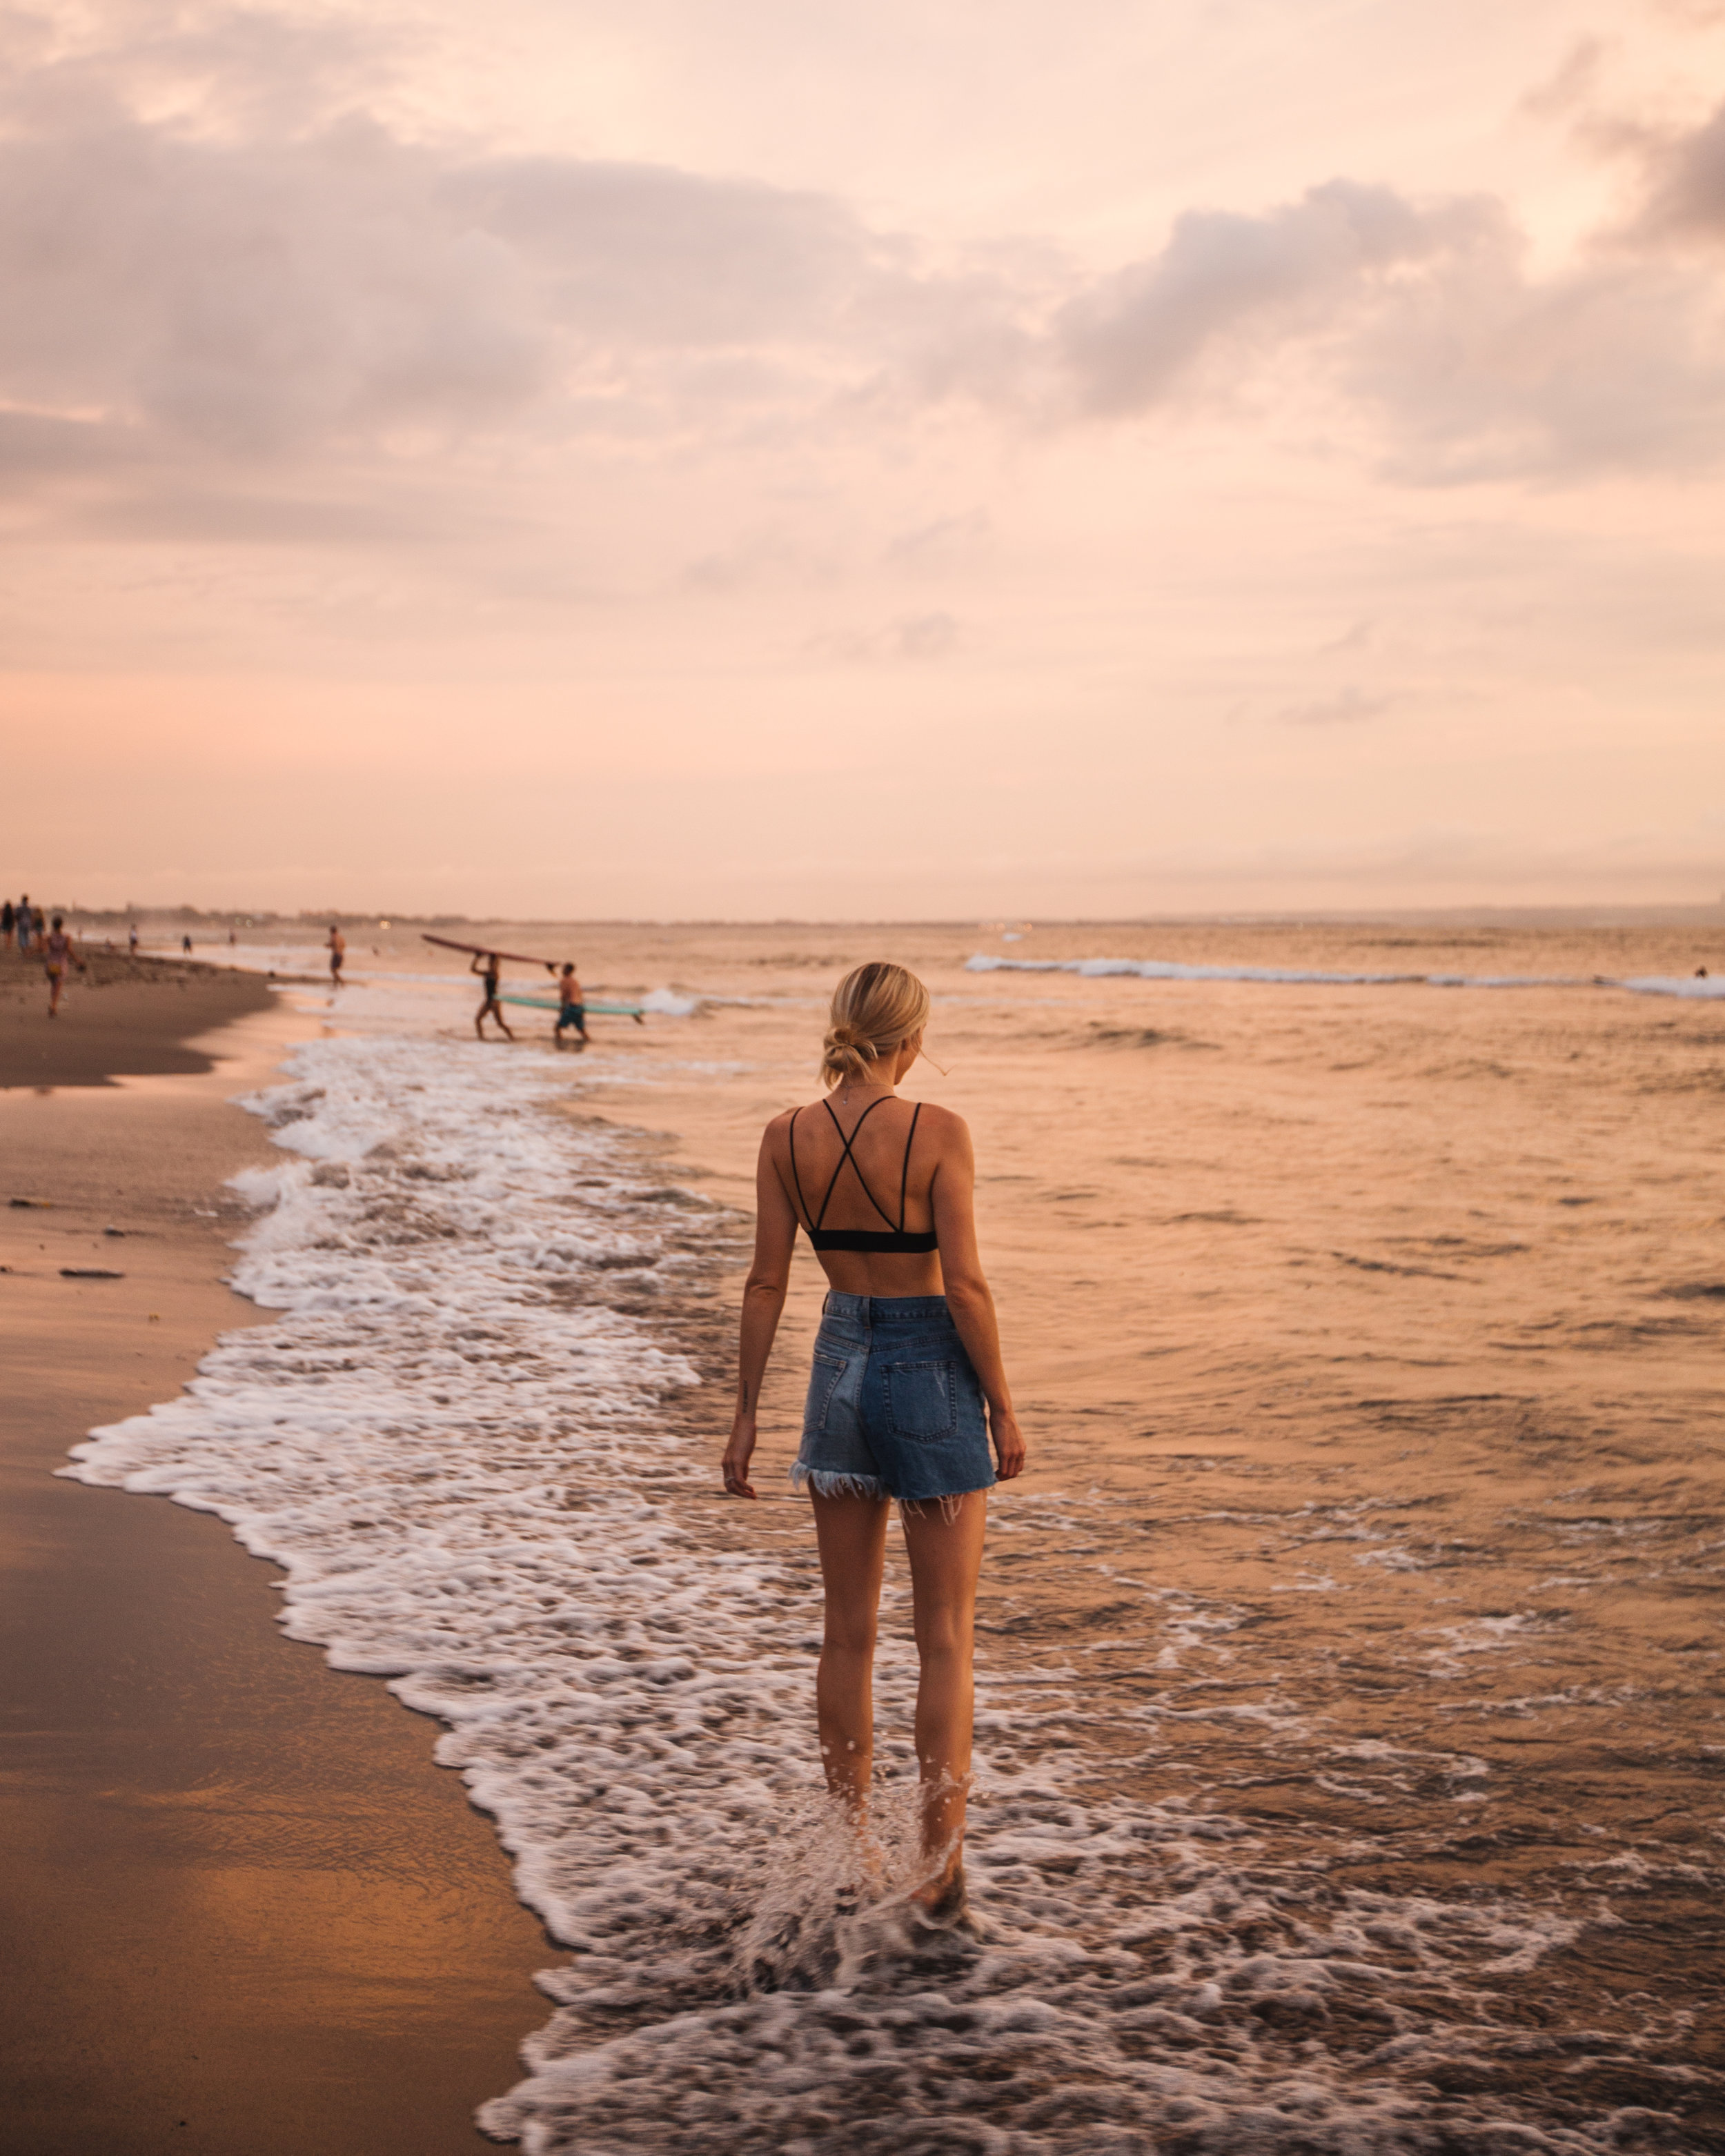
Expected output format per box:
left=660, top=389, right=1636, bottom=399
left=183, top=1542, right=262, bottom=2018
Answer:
left=790, top=1463, right=991, bottom=1521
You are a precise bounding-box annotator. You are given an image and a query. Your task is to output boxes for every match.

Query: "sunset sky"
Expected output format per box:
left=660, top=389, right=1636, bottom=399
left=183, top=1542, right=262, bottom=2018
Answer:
left=3, top=0, right=1724, bottom=918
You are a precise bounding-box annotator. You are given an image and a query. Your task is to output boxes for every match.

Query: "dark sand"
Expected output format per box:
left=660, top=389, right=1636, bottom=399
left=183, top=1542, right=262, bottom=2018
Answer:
left=0, top=994, right=551, bottom=2155
left=0, top=946, right=276, bottom=1089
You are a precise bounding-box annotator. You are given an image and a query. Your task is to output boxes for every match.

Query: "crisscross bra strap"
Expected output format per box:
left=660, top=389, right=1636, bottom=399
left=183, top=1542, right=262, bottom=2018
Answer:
left=898, top=1100, right=923, bottom=1232
left=787, top=1096, right=925, bottom=1236
left=818, top=1096, right=899, bottom=1230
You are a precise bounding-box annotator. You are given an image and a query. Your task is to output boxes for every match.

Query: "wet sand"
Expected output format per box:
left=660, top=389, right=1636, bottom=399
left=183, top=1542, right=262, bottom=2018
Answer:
left=0, top=946, right=276, bottom=1090
left=0, top=1000, right=552, bottom=2155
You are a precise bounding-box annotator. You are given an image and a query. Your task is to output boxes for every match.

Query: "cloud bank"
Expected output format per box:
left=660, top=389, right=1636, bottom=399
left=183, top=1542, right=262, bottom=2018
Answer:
left=6, top=3, right=1725, bottom=533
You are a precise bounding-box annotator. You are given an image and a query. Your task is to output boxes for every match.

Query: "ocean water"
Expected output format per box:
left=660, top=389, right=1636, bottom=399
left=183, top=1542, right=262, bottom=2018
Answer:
left=68, top=920, right=1725, bottom=2152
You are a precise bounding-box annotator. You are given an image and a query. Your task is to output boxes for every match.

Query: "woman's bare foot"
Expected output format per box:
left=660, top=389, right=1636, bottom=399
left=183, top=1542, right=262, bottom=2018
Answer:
left=908, top=1859, right=967, bottom=1921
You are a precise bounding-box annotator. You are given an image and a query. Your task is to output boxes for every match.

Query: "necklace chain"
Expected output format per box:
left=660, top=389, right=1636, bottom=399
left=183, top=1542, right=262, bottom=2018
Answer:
left=838, top=1080, right=894, bottom=1108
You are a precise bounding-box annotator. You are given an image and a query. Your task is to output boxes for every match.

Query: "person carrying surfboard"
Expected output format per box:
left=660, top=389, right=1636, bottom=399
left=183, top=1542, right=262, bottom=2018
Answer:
left=471, top=950, right=515, bottom=1042
left=553, top=963, right=589, bottom=1052
left=421, top=933, right=646, bottom=1025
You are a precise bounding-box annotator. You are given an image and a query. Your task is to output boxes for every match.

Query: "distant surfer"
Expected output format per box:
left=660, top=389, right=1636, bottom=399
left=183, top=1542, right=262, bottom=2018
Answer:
left=43, top=913, right=83, bottom=1016
left=554, top=962, right=588, bottom=1051
left=328, top=923, right=346, bottom=986
left=472, top=950, right=514, bottom=1041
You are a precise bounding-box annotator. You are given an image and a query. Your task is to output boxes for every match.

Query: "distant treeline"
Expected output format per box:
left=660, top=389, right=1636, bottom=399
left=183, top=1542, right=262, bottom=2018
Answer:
left=52, top=908, right=482, bottom=927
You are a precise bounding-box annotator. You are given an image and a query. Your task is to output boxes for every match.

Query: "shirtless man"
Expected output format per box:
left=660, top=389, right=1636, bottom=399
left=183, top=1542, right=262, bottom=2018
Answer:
left=472, top=950, right=514, bottom=1041
left=328, top=923, right=346, bottom=985
left=553, top=962, right=588, bottom=1051
left=43, top=913, right=82, bottom=1016
left=16, top=894, right=31, bottom=956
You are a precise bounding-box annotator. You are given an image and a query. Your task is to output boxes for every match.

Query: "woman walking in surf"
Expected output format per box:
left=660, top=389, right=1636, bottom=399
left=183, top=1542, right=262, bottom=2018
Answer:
left=722, top=962, right=1025, bottom=1915
left=471, top=949, right=515, bottom=1042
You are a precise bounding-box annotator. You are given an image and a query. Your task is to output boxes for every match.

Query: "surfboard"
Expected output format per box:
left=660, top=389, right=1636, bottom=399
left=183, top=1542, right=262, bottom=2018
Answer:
left=500, top=993, right=645, bottom=1022
left=421, top=936, right=647, bottom=1021
left=422, top=933, right=560, bottom=969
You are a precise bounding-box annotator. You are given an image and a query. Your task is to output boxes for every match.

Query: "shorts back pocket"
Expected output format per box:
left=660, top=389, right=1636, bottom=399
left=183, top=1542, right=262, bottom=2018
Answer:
left=884, top=1360, right=957, bottom=1442
left=807, top=1349, right=849, bottom=1434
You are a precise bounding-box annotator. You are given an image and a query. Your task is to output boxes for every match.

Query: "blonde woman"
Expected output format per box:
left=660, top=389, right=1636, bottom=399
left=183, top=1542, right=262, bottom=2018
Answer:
left=722, top=961, right=1026, bottom=1914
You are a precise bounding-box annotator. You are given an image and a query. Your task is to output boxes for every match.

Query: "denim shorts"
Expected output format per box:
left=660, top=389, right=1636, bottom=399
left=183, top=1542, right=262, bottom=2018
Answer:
left=791, top=1294, right=996, bottom=1507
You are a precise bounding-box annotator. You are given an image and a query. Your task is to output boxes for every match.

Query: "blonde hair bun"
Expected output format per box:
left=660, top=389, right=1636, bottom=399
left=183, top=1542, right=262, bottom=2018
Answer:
left=820, top=962, right=931, bottom=1089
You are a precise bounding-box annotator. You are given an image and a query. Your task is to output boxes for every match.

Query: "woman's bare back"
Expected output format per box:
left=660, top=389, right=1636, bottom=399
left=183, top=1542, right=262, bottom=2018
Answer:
left=765, top=1092, right=968, bottom=1298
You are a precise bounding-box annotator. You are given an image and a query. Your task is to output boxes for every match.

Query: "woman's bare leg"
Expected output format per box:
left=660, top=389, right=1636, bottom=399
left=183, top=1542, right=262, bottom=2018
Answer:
left=809, top=1492, right=890, bottom=1812
left=900, top=1491, right=987, bottom=1899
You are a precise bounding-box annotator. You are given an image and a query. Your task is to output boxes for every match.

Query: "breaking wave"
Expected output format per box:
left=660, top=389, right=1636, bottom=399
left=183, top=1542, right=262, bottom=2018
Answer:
left=967, top=954, right=1725, bottom=999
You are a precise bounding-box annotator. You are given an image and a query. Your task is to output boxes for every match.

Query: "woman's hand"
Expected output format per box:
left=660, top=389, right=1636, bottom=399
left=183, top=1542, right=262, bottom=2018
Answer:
left=990, top=1408, right=1027, bottom=1482
left=722, top=1415, right=759, bottom=1500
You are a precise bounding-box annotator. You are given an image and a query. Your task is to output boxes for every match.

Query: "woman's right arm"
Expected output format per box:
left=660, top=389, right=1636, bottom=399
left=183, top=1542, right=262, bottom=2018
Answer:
left=929, top=1114, right=1027, bottom=1481
left=722, top=1120, right=800, bottom=1499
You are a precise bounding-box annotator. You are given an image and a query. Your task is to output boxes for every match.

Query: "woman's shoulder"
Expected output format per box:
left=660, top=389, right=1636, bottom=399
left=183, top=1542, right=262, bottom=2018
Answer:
left=909, top=1098, right=970, bottom=1145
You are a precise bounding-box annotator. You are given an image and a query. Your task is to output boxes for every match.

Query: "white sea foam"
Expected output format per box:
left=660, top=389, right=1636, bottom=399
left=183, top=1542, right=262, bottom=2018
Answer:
left=967, top=954, right=1423, bottom=986
left=967, top=953, right=1725, bottom=998
left=64, top=1036, right=1664, bottom=2152
left=1621, top=973, right=1725, bottom=1000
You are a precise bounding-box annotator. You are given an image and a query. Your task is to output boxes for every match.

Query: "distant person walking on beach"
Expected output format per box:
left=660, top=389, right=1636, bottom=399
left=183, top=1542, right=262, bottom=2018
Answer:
left=1, top=898, right=13, bottom=949
left=16, top=895, right=31, bottom=956
left=722, top=962, right=1026, bottom=1918
left=128, top=922, right=139, bottom=956
left=181, top=931, right=193, bottom=954
left=42, top=914, right=82, bottom=1016
left=328, top=924, right=346, bottom=985
left=553, top=962, right=588, bottom=1051
left=471, top=950, right=514, bottom=1041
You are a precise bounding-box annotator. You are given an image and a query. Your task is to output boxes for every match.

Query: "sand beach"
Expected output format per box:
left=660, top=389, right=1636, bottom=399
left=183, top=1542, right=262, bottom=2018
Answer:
left=5, top=917, right=1723, bottom=2151
left=0, top=961, right=551, bottom=2156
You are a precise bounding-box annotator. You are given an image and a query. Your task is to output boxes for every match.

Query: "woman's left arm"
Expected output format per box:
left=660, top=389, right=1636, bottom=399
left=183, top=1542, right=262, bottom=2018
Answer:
left=722, top=1121, right=799, bottom=1499
left=929, top=1113, right=1027, bottom=1481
